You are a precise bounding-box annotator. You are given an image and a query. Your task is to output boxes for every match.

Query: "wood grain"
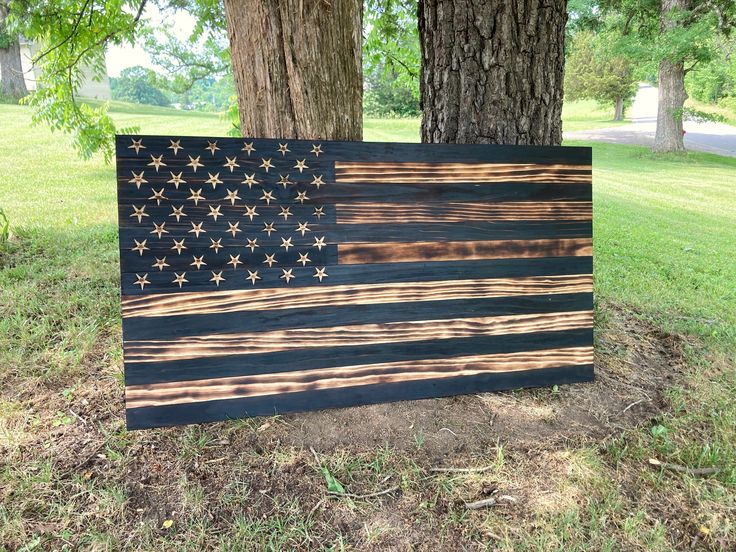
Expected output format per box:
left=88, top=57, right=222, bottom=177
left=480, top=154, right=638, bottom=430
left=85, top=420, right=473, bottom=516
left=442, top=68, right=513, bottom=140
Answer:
left=125, top=345, right=594, bottom=408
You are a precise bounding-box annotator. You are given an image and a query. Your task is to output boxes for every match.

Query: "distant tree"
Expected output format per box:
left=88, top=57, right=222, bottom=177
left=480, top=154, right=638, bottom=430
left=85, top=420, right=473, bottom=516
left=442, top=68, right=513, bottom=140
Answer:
left=565, top=30, right=638, bottom=120
left=110, top=66, right=170, bottom=106
left=0, top=0, right=27, bottom=100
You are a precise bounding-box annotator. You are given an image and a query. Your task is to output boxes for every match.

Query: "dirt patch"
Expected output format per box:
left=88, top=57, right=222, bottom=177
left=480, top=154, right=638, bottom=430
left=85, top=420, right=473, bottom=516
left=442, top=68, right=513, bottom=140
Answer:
left=277, top=303, right=687, bottom=458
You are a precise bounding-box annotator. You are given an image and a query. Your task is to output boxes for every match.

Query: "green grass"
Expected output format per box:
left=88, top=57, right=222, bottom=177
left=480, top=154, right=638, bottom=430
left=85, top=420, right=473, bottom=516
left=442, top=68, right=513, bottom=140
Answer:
left=1, top=102, right=735, bottom=550
left=562, top=99, right=629, bottom=132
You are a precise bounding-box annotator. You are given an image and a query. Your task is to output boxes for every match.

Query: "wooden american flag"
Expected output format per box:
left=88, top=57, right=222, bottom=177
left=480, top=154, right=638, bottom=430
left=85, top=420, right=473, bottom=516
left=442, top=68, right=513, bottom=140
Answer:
left=116, top=136, right=593, bottom=430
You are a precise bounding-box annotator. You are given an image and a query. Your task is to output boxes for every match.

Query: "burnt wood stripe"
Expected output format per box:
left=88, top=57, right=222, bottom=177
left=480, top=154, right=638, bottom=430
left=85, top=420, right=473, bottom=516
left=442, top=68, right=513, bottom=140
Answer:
left=335, top=201, right=592, bottom=223
left=334, top=162, right=590, bottom=183
left=125, top=346, right=593, bottom=408
left=121, top=274, right=593, bottom=318
left=338, top=238, right=592, bottom=265
left=124, top=310, right=593, bottom=362
left=124, top=326, right=594, bottom=386
left=122, top=292, right=593, bottom=342
left=126, top=363, right=595, bottom=429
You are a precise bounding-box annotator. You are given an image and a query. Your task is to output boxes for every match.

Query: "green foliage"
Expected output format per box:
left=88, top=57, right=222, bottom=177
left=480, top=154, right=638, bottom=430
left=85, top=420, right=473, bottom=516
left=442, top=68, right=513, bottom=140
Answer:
left=565, top=29, right=638, bottom=114
left=0, top=207, right=9, bottom=248
left=686, top=35, right=736, bottom=104
left=8, top=0, right=146, bottom=162
left=110, top=66, right=170, bottom=107
left=364, top=0, right=420, bottom=116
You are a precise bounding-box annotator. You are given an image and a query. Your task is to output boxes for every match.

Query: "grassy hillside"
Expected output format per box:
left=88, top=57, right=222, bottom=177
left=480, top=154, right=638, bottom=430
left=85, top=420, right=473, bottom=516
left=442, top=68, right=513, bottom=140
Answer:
left=0, top=102, right=734, bottom=550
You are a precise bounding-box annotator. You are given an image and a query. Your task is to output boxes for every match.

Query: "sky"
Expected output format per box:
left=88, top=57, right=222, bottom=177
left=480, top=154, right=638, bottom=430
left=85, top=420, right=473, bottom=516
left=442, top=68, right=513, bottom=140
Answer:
left=105, top=6, right=197, bottom=77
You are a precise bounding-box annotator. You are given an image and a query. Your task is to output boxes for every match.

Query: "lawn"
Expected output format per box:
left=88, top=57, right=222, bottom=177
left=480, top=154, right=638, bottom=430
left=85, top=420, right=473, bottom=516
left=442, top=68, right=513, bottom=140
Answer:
left=0, top=102, right=734, bottom=550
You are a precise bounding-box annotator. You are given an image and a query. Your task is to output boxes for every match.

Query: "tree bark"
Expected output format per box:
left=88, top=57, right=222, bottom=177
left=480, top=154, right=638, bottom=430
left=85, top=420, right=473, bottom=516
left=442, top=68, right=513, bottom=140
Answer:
left=653, top=0, right=687, bottom=153
left=418, top=0, right=567, bottom=145
left=0, top=2, right=28, bottom=100
left=223, top=0, right=362, bottom=141
left=613, top=97, right=625, bottom=121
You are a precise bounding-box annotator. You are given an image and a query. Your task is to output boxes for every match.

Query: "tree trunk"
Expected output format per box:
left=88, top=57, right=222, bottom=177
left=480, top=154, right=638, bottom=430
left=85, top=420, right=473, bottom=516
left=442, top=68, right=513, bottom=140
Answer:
left=0, top=2, right=28, bottom=100
left=223, top=0, right=362, bottom=141
left=418, top=0, right=567, bottom=145
left=613, top=97, right=625, bottom=121
left=653, top=0, right=687, bottom=153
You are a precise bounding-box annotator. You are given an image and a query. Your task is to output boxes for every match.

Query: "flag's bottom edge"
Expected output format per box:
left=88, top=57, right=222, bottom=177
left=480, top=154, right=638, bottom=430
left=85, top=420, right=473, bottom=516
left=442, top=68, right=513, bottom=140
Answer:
left=125, top=364, right=595, bottom=430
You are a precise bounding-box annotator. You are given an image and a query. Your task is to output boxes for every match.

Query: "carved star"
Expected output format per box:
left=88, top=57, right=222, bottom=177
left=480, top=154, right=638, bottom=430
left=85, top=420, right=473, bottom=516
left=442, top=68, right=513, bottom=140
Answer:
left=128, top=138, right=145, bottom=154
left=280, top=237, right=293, bottom=251
left=243, top=205, right=259, bottom=221
left=295, top=221, right=311, bottom=236
left=278, top=174, right=292, bottom=188
left=242, top=173, right=258, bottom=189
left=129, top=171, right=147, bottom=189
left=295, top=190, right=310, bottom=204
left=148, top=154, right=166, bottom=171
left=224, top=189, right=241, bottom=205
left=262, top=221, right=276, bottom=236
left=169, top=205, right=187, bottom=222
left=259, top=158, right=274, bottom=172
left=242, top=142, right=255, bottom=155
left=134, top=273, right=150, bottom=290
left=206, top=140, right=220, bottom=155
left=187, top=155, right=203, bottom=172
left=208, top=205, right=222, bottom=221
left=293, top=159, right=308, bottom=173
left=280, top=268, right=295, bottom=283
left=246, top=237, right=259, bottom=252
left=189, top=221, right=206, bottom=238
left=263, top=253, right=278, bottom=267
left=246, top=270, right=261, bottom=285
left=168, top=139, right=183, bottom=155
left=260, top=190, right=275, bottom=205
left=210, top=270, right=225, bottom=286
left=149, top=188, right=167, bottom=205
left=277, top=143, right=290, bottom=156
left=313, top=206, right=325, bottom=219
left=191, top=255, right=206, bottom=269
left=227, top=254, right=242, bottom=269
left=209, top=237, right=223, bottom=253
left=313, top=236, right=326, bottom=251
left=188, top=188, right=205, bottom=206
left=150, top=221, right=168, bottom=238
left=130, top=205, right=148, bottom=223
left=310, top=174, right=325, bottom=189
left=310, top=144, right=323, bottom=157
left=279, top=206, right=292, bottom=220
left=226, top=221, right=241, bottom=237
left=172, top=272, right=188, bottom=288
left=206, top=172, right=223, bottom=189
left=313, top=267, right=328, bottom=282
left=171, top=238, right=187, bottom=254
left=167, top=172, right=185, bottom=189
left=152, top=256, right=169, bottom=271
left=132, top=239, right=149, bottom=256
left=297, top=252, right=311, bottom=266
left=223, top=157, right=240, bottom=172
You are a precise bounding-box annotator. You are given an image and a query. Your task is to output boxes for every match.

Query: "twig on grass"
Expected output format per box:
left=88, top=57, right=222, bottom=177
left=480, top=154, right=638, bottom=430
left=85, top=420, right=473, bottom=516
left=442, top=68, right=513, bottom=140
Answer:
left=648, top=458, right=721, bottom=476
left=622, top=398, right=650, bottom=413
left=69, top=408, right=88, bottom=426
left=430, top=465, right=495, bottom=474
left=328, top=485, right=400, bottom=500
left=464, top=495, right=517, bottom=510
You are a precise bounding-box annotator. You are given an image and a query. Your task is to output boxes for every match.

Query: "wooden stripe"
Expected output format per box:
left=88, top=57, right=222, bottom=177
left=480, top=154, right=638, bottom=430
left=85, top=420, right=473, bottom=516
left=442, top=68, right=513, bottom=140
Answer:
left=334, top=162, right=590, bottom=183
left=121, top=274, right=593, bottom=318
left=335, top=201, right=592, bottom=223
left=125, top=346, right=593, bottom=408
left=124, top=310, right=593, bottom=362
left=338, top=238, right=592, bottom=265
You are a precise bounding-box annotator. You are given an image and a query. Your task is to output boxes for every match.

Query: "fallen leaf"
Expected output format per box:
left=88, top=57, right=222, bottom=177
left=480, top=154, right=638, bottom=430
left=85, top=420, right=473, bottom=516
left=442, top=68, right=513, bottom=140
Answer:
left=162, top=519, right=173, bottom=529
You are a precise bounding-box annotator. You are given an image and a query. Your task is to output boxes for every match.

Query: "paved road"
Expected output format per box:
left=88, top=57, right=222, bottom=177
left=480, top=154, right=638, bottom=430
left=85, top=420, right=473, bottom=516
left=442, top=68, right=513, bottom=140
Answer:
left=564, top=83, right=736, bottom=157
